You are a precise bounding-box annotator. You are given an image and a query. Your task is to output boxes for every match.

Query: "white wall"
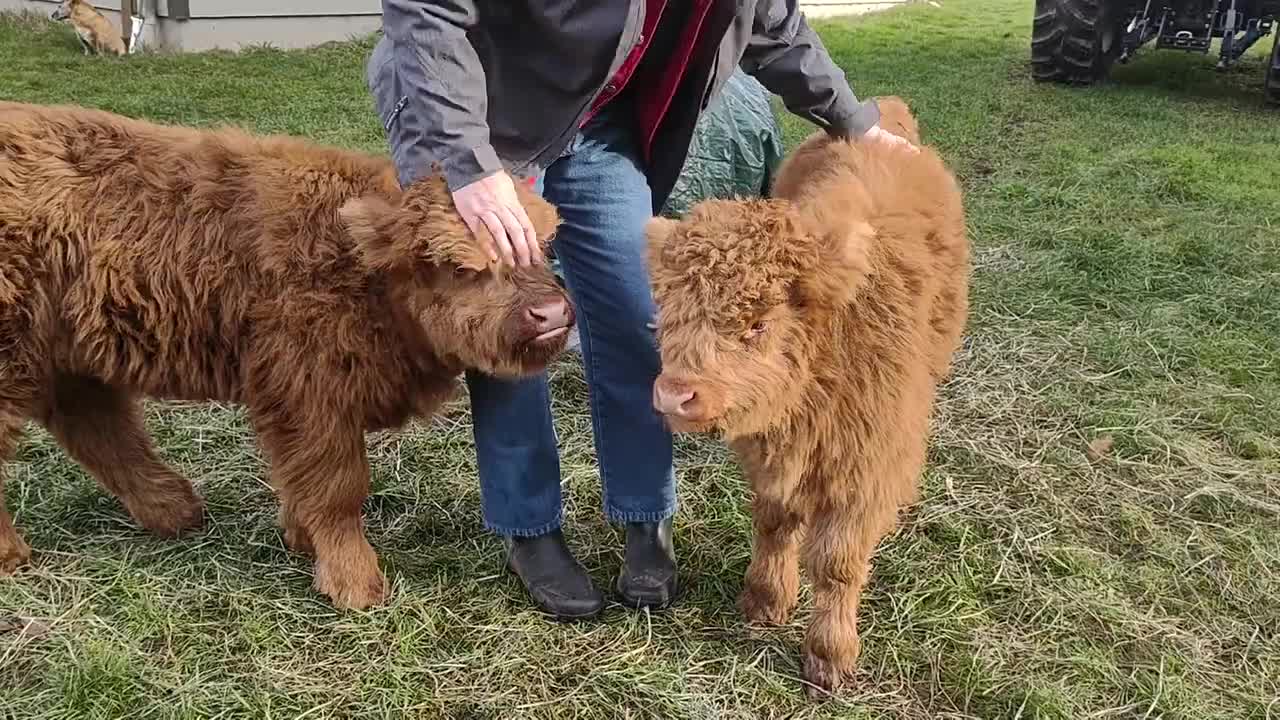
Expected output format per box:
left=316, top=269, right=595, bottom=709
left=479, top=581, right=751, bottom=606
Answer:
left=0, top=0, right=381, bottom=51
left=802, top=1, right=910, bottom=18
left=151, top=14, right=381, bottom=52
left=0, top=0, right=910, bottom=52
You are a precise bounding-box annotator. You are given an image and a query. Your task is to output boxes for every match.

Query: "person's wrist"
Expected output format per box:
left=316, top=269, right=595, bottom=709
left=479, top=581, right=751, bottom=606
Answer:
left=450, top=168, right=503, bottom=196
left=443, top=143, right=504, bottom=194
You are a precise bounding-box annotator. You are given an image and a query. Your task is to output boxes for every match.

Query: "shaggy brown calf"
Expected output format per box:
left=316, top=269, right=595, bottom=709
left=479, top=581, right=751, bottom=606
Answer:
left=0, top=101, right=573, bottom=609
left=646, top=97, right=970, bottom=696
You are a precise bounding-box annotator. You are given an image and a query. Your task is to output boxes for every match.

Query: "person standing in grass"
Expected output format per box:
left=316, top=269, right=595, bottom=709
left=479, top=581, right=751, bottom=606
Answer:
left=366, top=0, right=915, bottom=620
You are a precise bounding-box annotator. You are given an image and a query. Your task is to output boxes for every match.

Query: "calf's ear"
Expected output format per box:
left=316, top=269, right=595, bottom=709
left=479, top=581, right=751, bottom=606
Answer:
left=514, top=181, right=563, bottom=252
left=339, top=195, right=411, bottom=273
left=644, top=216, right=679, bottom=266
left=797, top=219, right=875, bottom=309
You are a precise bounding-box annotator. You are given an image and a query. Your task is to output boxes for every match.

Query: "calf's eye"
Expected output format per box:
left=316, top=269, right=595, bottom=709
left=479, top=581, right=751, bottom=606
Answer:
left=744, top=321, right=768, bottom=341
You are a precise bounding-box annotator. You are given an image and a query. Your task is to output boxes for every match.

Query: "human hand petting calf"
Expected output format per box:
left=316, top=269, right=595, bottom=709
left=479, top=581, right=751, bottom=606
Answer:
left=451, top=170, right=542, bottom=267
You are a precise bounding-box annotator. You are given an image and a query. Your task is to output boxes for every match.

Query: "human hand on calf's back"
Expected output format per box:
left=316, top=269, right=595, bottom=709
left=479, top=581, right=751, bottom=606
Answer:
left=860, top=124, right=920, bottom=153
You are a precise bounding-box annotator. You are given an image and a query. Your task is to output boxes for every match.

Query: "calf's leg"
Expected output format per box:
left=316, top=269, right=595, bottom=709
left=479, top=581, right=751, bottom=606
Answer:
left=1, top=257, right=44, bottom=572
left=254, top=415, right=384, bottom=610
left=739, top=494, right=804, bottom=625
left=800, top=487, right=902, bottom=698
left=42, top=374, right=204, bottom=537
left=734, top=441, right=812, bottom=625
left=0, top=412, right=32, bottom=574
left=276, top=504, right=315, bottom=556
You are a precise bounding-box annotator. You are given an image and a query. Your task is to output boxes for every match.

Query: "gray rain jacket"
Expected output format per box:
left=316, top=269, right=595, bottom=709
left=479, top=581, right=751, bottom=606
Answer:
left=367, top=0, right=881, bottom=212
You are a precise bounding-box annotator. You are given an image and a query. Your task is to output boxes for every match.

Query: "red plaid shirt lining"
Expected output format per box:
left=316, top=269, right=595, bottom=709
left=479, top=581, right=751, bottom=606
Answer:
left=581, top=0, right=719, bottom=163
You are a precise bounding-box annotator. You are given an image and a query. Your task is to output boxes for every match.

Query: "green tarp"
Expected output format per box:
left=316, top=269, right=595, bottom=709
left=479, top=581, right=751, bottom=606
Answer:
left=659, top=70, right=786, bottom=218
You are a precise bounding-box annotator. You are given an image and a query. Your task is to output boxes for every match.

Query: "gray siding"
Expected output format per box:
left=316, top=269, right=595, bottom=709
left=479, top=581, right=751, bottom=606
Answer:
left=178, top=0, right=379, bottom=18
left=0, top=0, right=382, bottom=50
left=802, top=1, right=909, bottom=17
left=2, top=0, right=380, bottom=18
left=2, top=0, right=909, bottom=52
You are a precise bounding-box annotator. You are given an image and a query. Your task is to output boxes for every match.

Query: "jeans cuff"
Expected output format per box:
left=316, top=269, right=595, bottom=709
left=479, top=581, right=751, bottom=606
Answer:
left=606, top=505, right=677, bottom=525
left=483, top=514, right=563, bottom=538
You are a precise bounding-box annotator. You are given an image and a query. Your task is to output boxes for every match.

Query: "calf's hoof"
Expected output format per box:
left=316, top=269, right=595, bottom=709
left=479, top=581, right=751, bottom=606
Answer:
left=801, top=633, right=861, bottom=700
left=282, top=523, right=315, bottom=557
left=738, top=583, right=796, bottom=626
left=0, top=536, right=32, bottom=575
left=801, top=651, right=849, bottom=699
left=314, top=557, right=387, bottom=610
left=126, top=485, right=206, bottom=538
left=278, top=508, right=315, bottom=556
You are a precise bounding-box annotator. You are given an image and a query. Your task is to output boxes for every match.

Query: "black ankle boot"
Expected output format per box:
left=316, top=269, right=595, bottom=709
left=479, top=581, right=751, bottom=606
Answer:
left=616, top=518, right=678, bottom=609
left=505, top=529, right=604, bottom=621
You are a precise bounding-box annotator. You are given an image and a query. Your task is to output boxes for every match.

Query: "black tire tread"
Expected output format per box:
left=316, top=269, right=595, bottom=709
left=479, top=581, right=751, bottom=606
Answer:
left=1031, top=0, right=1120, bottom=85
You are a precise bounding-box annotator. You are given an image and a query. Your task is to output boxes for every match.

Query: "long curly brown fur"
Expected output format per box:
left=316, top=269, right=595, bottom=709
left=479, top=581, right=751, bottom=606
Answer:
left=646, top=96, right=970, bottom=697
left=0, top=101, right=573, bottom=609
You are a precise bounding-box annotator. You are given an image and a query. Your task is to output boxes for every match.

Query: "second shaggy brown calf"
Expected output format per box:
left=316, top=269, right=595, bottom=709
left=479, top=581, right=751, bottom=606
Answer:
left=0, top=101, right=573, bottom=609
left=646, top=97, right=970, bottom=696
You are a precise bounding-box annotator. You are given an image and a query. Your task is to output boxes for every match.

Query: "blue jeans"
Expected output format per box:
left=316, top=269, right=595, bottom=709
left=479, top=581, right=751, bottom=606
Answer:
left=466, top=109, right=677, bottom=536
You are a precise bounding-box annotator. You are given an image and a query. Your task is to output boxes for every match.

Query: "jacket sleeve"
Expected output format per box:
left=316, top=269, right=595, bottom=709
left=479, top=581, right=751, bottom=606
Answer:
left=378, top=0, right=503, bottom=191
left=738, top=0, right=881, bottom=138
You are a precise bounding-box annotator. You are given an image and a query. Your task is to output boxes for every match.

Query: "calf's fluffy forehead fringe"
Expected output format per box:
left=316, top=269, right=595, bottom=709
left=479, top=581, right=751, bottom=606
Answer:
left=340, top=176, right=562, bottom=274
left=645, top=173, right=881, bottom=340
left=649, top=199, right=821, bottom=276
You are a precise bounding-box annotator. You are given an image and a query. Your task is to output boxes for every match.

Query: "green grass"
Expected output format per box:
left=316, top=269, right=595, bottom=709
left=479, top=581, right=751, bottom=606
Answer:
left=2, top=2, right=1278, bottom=718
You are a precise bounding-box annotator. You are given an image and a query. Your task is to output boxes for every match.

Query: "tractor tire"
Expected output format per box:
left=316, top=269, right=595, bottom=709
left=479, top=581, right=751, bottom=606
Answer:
left=1267, top=29, right=1280, bottom=106
left=1031, top=0, right=1123, bottom=85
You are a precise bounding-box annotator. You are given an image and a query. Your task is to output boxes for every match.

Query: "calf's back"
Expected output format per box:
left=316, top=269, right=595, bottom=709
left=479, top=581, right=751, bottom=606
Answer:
left=0, top=101, right=424, bottom=412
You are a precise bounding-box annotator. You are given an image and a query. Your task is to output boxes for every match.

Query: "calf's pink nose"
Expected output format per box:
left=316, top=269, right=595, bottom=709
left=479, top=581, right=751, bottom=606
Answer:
left=653, top=378, right=696, bottom=416
left=526, top=298, right=572, bottom=332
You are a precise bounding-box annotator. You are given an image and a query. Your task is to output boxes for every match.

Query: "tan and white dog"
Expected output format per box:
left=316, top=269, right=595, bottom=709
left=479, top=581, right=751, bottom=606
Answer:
left=51, top=0, right=126, bottom=56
